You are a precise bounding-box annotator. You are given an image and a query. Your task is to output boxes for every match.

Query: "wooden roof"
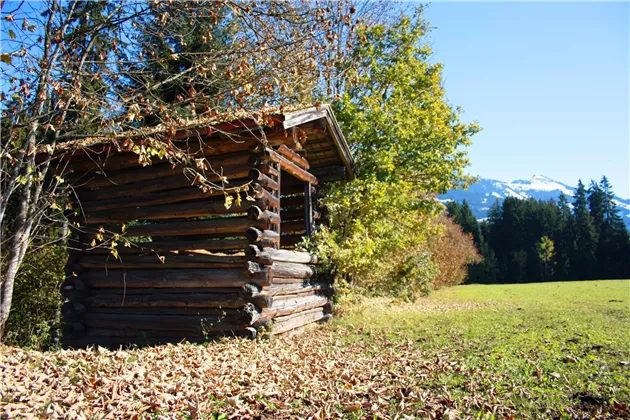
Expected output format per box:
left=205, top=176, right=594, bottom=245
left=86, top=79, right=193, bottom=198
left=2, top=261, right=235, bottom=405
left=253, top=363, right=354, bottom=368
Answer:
left=51, top=104, right=355, bottom=180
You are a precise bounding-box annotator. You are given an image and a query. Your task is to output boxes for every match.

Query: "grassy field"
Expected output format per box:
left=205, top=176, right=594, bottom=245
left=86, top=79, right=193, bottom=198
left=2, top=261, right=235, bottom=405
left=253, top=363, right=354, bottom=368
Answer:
left=2, top=280, right=629, bottom=419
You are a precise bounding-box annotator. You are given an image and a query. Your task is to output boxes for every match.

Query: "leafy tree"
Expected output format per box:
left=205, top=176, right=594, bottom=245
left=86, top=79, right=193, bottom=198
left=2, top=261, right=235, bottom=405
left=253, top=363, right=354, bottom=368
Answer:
left=536, top=235, right=555, bottom=281
left=314, top=10, right=479, bottom=298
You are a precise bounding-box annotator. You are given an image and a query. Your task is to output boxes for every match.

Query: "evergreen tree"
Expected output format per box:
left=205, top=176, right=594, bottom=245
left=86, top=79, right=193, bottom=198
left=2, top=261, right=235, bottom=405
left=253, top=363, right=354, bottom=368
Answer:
left=597, top=176, right=630, bottom=278
left=587, top=180, right=605, bottom=240
left=572, top=180, right=598, bottom=279
left=554, top=193, right=576, bottom=280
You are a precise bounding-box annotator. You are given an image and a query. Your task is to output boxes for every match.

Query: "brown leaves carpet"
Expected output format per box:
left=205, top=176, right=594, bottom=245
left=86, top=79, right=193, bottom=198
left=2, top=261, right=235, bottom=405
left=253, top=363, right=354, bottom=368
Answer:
left=1, top=326, right=512, bottom=419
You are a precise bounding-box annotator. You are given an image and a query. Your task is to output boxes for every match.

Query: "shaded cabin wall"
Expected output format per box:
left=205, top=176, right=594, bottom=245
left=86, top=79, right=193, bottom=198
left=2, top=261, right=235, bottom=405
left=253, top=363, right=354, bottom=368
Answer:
left=59, top=128, right=336, bottom=348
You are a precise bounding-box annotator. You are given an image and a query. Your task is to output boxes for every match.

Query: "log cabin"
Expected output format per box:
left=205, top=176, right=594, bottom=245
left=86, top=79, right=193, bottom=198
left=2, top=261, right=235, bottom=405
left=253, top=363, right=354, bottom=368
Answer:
left=54, top=104, right=355, bottom=348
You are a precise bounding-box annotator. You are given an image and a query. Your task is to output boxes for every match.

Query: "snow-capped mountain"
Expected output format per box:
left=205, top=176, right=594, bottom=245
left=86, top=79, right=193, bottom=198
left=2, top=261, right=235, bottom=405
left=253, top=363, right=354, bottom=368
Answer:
left=440, top=175, right=630, bottom=228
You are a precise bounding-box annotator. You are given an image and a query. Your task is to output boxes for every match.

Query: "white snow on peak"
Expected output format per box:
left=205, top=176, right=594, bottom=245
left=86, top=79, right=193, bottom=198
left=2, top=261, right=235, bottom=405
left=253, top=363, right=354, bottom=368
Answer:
left=492, top=192, right=503, bottom=199
left=507, top=175, right=574, bottom=196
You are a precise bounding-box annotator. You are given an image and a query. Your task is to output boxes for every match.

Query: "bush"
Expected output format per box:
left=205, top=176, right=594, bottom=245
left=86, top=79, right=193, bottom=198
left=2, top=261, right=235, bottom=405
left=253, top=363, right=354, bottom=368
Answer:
left=3, top=246, right=65, bottom=350
left=428, top=215, right=482, bottom=290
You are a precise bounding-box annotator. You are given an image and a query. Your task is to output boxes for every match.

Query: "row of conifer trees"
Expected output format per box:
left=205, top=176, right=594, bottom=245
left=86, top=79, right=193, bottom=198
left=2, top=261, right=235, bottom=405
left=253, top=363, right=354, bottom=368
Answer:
left=447, top=176, right=630, bottom=283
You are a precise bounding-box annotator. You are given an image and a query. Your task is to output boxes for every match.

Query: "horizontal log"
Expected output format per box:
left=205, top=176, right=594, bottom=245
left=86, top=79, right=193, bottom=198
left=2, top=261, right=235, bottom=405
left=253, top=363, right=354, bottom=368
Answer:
left=87, top=292, right=247, bottom=309
left=281, top=195, right=306, bottom=208
left=271, top=262, right=316, bottom=279
left=84, top=238, right=249, bottom=254
left=281, top=220, right=306, bottom=235
left=280, top=234, right=307, bottom=249
left=78, top=254, right=247, bottom=270
left=272, top=308, right=326, bottom=335
left=310, top=166, right=347, bottom=182
left=79, top=151, right=253, bottom=189
left=86, top=197, right=270, bottom=224
left=266, top=283, right=333, bottom=298
left=281, top=209, right=320, bottom=221
left=87, top=288, right=246, bottom=296
left=83, top=313, right=253, bottom=333
left=84, top=306, right=254, bottom=318
left=62, top=301, right=87, bottom=320
left=80, top=267, right=271, bottom=289
left=281, top=184, right=315, bottom=196
left=82, top=178, right=254, bottom=212
left=248, top=169, right=279, bottom=191
left=262, top=295, right=328, bottom=318
left=61, top=278, right=88, bottom=300
left=77, top=164, right=251, bottom=202
left=120, top=217, right=267, bottom=238
left=245, top=246, right=318, bottom=265
left=63, top=322, right=86, bottom=340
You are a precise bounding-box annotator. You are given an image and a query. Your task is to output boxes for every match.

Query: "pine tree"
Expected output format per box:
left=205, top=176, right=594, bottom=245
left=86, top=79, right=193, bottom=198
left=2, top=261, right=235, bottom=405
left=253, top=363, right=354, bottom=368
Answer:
left=587, top=180, right=605, bottom=239
left=554, top=193, right=576, bottom=280
left=597, top=176, right=630, bottom=278
left=572, top=180, right=598, bottom=279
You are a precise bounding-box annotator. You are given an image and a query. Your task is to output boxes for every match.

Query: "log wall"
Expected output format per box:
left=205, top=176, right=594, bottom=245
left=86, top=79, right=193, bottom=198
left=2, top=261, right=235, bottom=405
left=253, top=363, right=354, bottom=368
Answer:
left=61, top=130, right=334, bottom=348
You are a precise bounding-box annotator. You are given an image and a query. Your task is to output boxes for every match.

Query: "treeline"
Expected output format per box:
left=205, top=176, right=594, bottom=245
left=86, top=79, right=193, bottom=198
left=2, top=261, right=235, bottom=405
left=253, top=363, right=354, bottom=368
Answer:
left=447, top=176, right=630, bottom=283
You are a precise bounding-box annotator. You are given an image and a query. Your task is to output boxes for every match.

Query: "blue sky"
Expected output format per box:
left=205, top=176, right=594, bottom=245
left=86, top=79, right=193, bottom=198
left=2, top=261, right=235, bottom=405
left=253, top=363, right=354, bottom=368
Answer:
left=422, top=1, right=629, bottom=198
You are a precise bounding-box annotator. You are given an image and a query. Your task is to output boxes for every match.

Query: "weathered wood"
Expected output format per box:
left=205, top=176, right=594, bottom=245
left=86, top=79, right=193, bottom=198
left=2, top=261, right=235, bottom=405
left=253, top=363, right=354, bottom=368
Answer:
left=280, top=234, right=307, bottom=249
left=78, top=254, right=247, bottom=270
left=245, top=246, right=318, bottom=264
left=112, top=217, right=266, bottom=238
left=82, top=178, right=253, bottom=212
left=270, top=261, right=316, bottom=279
left=282, top=209, right=320, bottom=221
left=281, top=184, right=315, bottom=196
left=61, top=301, right=87, bottom=319
left=85, top=306, right=255, bottom=318
left=281, top=195, right=306, bottom=208
left=84, top=238, right=249, bottom=254
left=245, top=227, right=280, bottom=245
left=86, top=196, right=270, bottom=224
left=249, top=293, right=273, bottom=309
left=85, top=287, right=244, bottom=295
left=262, top=295, right=328, bottom=318
left=83, top=313, right=252, bottom=333
left=266, top=283, right=333, bottom=297
left=252, top=148, right=318, bottom=185
left=79, top=152, right=253, bottom=189
left=272, top=308, right=326, bottom=335
left=61, top=278, right=88, bottom=300
left=310, top=165, right=347, bottom=182
left=275, top=144, right=310, bottom=169
left=86, top=292, right=246, bottom=309
left=248, top=169, right=279, bottom=191
left=63, top=322, right=86, bottom=339
left=80, top=267, right=271, bottom=289
left=281, top=220, right=307, bottom=235
left=247, top=206, right=280, bottom=224
left=78, top=165, right=251, bottom=202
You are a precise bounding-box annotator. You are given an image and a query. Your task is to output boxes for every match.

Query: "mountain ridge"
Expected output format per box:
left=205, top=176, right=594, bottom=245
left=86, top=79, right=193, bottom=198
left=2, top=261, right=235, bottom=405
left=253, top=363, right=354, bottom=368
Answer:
left=440, top=175, right=630, bottom=228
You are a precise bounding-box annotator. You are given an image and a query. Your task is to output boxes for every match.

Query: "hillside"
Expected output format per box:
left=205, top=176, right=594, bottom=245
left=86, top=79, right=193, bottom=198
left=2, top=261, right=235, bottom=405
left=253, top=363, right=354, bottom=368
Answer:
left=441, top=175, right=630, bottom=227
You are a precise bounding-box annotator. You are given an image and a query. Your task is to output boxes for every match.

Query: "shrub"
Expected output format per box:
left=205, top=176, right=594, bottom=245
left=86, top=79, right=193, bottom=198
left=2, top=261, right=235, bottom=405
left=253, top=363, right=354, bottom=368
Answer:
left=3, top=246, right=65, bottom=350
left=428, top=215, right=482, bottom=290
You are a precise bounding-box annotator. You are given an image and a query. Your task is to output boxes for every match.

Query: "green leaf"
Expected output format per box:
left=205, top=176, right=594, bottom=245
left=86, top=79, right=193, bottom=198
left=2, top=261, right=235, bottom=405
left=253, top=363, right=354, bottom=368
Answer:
left=8, top=30, right=16, bottom=40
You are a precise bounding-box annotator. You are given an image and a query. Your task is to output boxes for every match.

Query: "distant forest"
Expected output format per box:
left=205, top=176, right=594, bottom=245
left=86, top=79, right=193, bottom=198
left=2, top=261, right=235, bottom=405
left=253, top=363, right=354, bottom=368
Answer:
left=447, top=176, right=630, bottom=283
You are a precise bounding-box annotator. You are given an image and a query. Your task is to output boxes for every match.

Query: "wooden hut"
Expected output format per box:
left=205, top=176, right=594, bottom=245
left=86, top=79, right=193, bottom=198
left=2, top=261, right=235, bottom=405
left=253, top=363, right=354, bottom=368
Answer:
left=56, top=105, right=354, bottom=348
